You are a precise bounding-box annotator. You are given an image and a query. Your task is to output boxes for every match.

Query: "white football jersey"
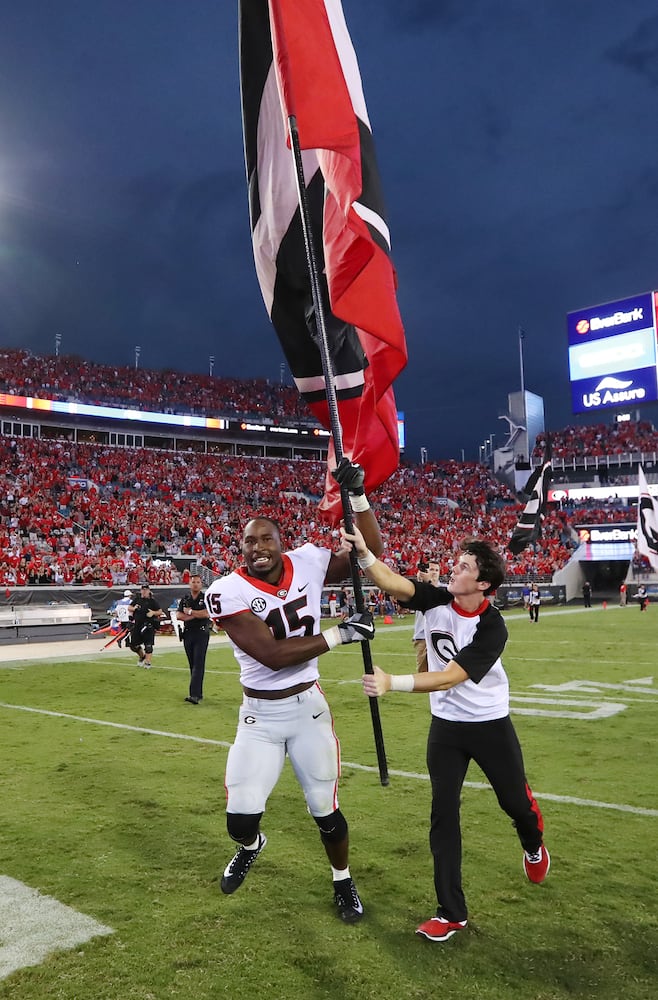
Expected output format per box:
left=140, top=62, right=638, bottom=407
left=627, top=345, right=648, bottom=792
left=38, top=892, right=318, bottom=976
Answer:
left=205, top=543, right=331, bottom=691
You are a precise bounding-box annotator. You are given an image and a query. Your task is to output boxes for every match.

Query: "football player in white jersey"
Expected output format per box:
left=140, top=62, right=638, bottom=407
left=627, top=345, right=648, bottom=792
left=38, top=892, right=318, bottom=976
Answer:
left=204, top=460, right=380, bottom=923
left=342, top=524, right=550, bottom=943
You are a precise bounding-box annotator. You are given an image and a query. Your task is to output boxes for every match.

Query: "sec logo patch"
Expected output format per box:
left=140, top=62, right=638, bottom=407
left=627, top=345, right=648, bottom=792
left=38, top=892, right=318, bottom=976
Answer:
left=251, top=597, right=267, bottom=613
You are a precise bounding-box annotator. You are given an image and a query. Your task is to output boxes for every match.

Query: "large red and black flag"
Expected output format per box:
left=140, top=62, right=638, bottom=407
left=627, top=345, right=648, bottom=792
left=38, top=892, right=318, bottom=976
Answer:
left=508, top=440, right=553, bottom=555
left=239, top=0, right=407, bottom=521
left=636, top=465, right=658, bottom=571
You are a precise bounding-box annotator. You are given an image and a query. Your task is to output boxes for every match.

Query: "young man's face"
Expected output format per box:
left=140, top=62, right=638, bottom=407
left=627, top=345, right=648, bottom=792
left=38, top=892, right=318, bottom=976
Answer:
left=190, top=575, right=202, bottom=597
left=242, top=519, right=283, bottom=579
left=447, top=553, right=488, bottom=599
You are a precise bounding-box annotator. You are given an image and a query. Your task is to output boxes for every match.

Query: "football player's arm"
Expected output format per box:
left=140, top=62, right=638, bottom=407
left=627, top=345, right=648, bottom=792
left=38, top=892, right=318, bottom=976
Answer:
left=363, top=661, right=468, bottom=696
left=340, top=524, right=414, bottom=601
left=325, top=459, right=383, bottom=583
left=325, top=508, right=383, bottom=584
left=220, top=611, right=345, bottom=671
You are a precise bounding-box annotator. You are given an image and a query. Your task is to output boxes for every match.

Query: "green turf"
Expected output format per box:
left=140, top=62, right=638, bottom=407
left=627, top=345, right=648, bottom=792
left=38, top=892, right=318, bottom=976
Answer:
left=0, top=606, right=656, bottom=999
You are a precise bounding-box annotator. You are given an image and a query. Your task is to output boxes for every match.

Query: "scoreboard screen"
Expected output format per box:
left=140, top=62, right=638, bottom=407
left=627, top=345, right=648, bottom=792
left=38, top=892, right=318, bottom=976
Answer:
left=567, top=291, right=658, bottom=414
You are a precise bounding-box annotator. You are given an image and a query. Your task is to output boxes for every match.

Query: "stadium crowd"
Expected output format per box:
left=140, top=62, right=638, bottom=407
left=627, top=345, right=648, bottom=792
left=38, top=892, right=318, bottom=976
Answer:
left=0, top=348, right=306, bottom=422
left=0, top=433, right=640, bottom=590
left=533, top=421, right=658, bottom=459
left=2, top=348, right=653, bottom=588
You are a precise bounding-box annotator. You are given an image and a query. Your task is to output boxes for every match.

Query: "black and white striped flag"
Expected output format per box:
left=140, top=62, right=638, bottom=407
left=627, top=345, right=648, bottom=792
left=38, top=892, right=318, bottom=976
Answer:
left=508, top=444, right=553, bottom=555
left=239, top=0, right=407, bottom=522
left=636, top=465, right=658, bottom=571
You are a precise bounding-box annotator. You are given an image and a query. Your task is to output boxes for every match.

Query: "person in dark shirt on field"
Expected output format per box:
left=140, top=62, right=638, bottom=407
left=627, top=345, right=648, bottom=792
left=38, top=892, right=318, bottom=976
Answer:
left=177, top=573, right=211, bottom=704
left=128, top=583, right=162, bottom=668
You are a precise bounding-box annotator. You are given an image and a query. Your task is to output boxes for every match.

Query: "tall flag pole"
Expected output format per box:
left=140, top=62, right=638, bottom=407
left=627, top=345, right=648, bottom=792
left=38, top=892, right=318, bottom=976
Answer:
left=239, top=0, right=407, bottom=785
left=508, top=438, right=553, bottom=555
left=636, top=466, right=658, bottom=571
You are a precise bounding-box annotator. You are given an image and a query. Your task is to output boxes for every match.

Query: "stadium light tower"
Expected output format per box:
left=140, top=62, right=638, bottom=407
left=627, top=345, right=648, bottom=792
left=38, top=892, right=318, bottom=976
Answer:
left=209, top=355, right=215, bottom=377
left=134, top=345, right=141, bottom=369
left=279, top=361, right=285, bottom=385
left=420, top=446, right=427, bottom=465
left=518, top=326, right=526, bottom=395
left=55, top=333, right=62, bottom=357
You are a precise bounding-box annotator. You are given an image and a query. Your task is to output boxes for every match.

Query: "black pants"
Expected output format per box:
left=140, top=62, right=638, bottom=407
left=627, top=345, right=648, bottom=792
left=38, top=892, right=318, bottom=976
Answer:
left=183, top=629, right=209, bottom=701
left=426, top=715, right=544, bottom=922
left=129, top=624, right=156, bottom=654
left=530, top=603, right=539, bottom=621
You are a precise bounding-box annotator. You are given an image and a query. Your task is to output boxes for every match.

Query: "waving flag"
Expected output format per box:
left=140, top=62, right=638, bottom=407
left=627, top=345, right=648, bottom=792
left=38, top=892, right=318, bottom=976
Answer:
left=636, top=465, right=658, bottom=571
left=239, top=0, right=407, bottom=521
left=508, top=442, right=553, bottom=555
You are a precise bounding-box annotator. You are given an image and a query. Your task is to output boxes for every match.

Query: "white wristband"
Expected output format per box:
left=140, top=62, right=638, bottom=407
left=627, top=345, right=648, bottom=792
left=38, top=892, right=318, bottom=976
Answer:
left=357, top=550, right=377, bottom=570
left=349, top=493, right=370, bottom=512
left=324, top=626, right=342, bottom=650
left=390, top=674, right=415, bottom=693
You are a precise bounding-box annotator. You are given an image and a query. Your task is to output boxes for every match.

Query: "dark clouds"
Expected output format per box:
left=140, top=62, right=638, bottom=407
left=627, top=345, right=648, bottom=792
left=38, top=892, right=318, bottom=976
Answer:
left=607, top=15, right=658, bottom=86
left=1, top=1, right=657, bottom=460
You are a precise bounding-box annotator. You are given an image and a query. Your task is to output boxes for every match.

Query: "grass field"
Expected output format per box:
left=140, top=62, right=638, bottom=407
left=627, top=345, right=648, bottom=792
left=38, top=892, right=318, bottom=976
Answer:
left=0, top=605, right=656, bottom=1000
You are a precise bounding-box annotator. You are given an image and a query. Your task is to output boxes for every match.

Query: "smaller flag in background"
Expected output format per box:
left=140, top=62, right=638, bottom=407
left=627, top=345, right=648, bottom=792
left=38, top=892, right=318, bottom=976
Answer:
left=508, top=441, right=553, bottom=555
left=636, top=466, right=658, bottom=571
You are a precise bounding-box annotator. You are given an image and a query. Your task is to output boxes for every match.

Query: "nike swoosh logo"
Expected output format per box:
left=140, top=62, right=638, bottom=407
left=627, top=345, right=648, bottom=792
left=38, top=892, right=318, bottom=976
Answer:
left=312, top=712, right=325, bottom=719
left=298, top=583, right=308, bottom=592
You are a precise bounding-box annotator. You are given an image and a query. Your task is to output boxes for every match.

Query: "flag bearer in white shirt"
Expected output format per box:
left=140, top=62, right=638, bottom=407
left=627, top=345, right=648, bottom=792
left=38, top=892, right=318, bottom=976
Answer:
left=342, top=524, right=550, bottom=943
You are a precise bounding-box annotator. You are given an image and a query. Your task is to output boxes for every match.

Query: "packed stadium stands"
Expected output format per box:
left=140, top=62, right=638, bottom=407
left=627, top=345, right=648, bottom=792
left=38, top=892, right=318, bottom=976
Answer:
left=0, top=347, right=306, bottom=421
left=0, top=431, right=640, bottom=589
left=0, top=348, right=651, bottom=591
left=533, top=421, right=658, bottom=460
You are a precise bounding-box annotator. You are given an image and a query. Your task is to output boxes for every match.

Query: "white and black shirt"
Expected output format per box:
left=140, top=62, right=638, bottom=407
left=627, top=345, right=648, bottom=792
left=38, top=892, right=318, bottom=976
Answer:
left=403, top=581, right=509, bottom=723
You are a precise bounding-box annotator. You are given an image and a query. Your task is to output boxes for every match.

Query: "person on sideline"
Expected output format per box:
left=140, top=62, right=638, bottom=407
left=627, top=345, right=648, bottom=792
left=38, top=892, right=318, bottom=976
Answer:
left=204, top=461, right=380, bottom=924
left=177, top=573, right=211, bottom=704
left=128, top=583, right=162, bottom=668
left=342, top=523, right=550, bottom=943
left=528, top=583, right=541, bottom=623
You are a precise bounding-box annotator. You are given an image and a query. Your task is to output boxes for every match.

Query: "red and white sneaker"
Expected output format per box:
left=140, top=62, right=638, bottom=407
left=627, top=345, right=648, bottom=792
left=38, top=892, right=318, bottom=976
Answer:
left=416, top=916, right=467, bottom=942
left=523, top=844, right=551, bottom=883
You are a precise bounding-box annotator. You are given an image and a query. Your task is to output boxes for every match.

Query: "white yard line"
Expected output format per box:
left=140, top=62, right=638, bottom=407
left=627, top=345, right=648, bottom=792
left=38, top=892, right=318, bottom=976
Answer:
left=1, top=700, right=655, bottom=818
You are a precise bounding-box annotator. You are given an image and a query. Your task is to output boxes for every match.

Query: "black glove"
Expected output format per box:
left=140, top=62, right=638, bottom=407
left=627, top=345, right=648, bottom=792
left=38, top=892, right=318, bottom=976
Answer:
left=337, top=610, right=375, bottom=643
left=332, top=458, right=365, bottom=496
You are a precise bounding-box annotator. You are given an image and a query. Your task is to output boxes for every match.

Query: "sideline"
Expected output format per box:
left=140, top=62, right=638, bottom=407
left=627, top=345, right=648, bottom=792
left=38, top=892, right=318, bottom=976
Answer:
left=0, top=603, right=609, bottom=663
left=1, top=700, right=655, bottom=818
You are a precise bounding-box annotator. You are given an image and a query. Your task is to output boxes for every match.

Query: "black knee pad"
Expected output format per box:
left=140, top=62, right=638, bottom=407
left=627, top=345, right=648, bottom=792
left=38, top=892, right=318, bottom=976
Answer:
left=226, top=812, right=263, bottom=844
left=313, top=809, right=348, bottom=844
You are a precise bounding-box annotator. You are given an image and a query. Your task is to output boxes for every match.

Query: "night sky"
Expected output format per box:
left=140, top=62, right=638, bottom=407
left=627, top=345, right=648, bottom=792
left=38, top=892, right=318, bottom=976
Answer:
left=2, top=1, right=658, bottom=461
